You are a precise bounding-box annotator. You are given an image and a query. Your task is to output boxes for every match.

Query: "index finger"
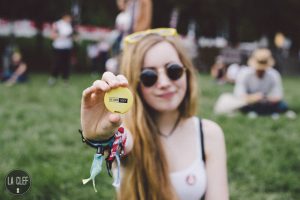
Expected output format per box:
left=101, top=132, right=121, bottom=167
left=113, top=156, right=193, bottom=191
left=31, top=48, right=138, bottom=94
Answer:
left=116, top=74, right=129, bottom=87
left=82, top=80, right=109, bottom=101
left=82, top=86, right=96, bottom=102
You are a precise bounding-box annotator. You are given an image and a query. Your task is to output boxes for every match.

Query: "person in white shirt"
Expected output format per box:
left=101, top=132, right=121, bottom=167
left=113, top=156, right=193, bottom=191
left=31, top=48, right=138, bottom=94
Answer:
left=48, top=14, right=73, bottom=85
left=234, top=48, right=290, bottom=115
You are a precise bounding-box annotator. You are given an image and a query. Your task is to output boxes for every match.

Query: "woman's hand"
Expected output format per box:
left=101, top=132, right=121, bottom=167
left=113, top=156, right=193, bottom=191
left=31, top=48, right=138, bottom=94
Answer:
left=80, top=72, right=129, bottom=140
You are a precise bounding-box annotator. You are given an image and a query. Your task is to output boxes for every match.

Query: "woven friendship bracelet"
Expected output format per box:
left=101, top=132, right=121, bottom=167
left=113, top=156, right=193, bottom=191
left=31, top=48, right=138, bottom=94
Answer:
left=79, top=127, right=127, bottom=192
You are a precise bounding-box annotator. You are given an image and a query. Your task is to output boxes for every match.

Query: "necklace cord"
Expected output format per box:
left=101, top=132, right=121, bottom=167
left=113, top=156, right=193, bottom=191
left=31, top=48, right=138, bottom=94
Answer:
left=157, top=116, right=181, bottom=138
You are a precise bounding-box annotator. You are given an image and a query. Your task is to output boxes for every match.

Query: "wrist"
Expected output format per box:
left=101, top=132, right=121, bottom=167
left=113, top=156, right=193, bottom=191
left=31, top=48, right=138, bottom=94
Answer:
left=81, top=129, right=113, bottom=141
left=79, top=129, right=115, bottom=148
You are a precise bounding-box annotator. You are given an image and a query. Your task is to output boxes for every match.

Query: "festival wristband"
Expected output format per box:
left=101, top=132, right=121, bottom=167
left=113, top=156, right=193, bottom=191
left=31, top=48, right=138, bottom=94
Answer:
left=78, top=129, right=115, bottom=149
left=79, top=127, right=127, bottom=191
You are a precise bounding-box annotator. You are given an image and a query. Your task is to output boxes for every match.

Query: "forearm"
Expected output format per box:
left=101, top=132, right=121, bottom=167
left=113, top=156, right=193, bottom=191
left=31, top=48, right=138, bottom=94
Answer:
left=264, top=95, right=282, bottom=103
left=241, top=92, right=264, bottom=104
left=6, top=64, right=26, bottom=83
left=14, top=64, right=27, bottom=76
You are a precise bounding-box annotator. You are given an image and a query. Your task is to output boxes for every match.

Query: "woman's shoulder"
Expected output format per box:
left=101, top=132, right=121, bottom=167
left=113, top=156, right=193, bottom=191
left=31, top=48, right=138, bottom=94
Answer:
left=199, top=118, right=226, bottom=159
left=200, top=118, right=225, bottom=144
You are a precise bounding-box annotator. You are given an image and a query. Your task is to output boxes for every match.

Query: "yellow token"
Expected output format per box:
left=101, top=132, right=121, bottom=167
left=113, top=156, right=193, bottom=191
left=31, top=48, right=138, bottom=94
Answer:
left=104, top=87, right=133, bottom=114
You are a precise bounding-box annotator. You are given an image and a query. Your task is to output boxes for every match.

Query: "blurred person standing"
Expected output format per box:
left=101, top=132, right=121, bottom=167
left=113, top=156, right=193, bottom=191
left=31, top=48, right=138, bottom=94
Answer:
left=115, top=0, right=152, bottom=34
left=114, top=0, right=152, bottom=50
left=132, top=0, right=152, bottom=32
left=1, top=51, right=27, bottom=86
left=234, top=48, right=295, bottom=118
left=87, top=41, right=110, bottom=76
left=48, top=13, right=74, bottom=86
left=107, top=0, right=152, bottom=74
left=273, top=32, right=291, bottom=74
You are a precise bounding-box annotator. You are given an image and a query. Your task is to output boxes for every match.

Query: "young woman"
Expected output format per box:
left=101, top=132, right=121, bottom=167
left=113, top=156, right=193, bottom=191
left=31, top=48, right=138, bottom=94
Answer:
left=80, top=28, right=228, bottom=200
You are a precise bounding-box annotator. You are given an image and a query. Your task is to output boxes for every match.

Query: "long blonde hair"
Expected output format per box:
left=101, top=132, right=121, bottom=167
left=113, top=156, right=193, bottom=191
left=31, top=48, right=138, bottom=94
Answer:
left=119, top=34, right=198, bottom=200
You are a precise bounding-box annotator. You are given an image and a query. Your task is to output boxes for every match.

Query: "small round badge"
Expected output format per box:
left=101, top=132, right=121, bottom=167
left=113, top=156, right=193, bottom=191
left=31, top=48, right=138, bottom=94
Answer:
left=5, top=169, right=31, bottom=195
left=104, top=87, right=133, bottom=114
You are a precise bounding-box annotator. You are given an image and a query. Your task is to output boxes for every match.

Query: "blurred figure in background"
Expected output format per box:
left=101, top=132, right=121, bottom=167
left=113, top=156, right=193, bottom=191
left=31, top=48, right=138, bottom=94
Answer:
left=106, top=0, right=153, bottom=74
left=234, top=48, right=296, bottom=119
left=87, top=42, right=100, bottom=77
left=225, top=63, right=243, bottom=84
left=226, top=57, right=249, bottom=84
left=1, top=51, right=27, bottom=86
left=87, top=41, right=110, bottom=76
left=114, top=0, right=152, bottom=52
left=210, top=55, right=227, bottom=84
left=48, top=13, right=74, bottom=86
left=132, top=0, right=152, bottom=32
left=273, top=32, right=291, bottom=74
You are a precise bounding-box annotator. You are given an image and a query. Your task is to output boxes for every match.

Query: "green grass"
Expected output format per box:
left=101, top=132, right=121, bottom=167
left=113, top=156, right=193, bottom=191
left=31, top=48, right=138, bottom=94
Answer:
left=1, top=73, right=300, bottom=200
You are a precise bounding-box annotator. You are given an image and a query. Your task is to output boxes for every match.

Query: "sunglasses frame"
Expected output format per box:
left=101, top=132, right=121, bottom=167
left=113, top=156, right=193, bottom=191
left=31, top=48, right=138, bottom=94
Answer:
left=139, top=63, right=186, bottom=87
left=124, top=28, right=178, bottom=45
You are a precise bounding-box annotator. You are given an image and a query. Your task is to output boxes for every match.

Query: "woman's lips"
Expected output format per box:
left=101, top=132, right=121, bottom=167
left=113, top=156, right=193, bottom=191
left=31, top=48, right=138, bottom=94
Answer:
left=157, top=91, right=175, bottom=99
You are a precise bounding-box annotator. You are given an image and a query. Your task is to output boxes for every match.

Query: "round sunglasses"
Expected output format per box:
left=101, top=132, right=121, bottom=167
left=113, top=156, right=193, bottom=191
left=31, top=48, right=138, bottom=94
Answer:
left=140, top=63, right=186, bottom=87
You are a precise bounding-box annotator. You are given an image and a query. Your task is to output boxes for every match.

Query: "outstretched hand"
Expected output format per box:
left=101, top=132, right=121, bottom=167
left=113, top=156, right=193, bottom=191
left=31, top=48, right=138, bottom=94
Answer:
left=81, top=72, right=129, bottom=140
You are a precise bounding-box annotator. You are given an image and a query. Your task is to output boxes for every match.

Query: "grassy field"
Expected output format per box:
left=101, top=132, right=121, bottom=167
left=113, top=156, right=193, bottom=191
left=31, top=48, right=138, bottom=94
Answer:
left=0, top=73, right=299, bottom=200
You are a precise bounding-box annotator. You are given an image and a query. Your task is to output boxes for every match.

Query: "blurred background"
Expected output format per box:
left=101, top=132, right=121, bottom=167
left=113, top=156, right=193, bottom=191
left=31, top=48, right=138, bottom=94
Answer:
left=1, top=0, right=300, bottom=74
left=1, top=0, right=300, bottom=199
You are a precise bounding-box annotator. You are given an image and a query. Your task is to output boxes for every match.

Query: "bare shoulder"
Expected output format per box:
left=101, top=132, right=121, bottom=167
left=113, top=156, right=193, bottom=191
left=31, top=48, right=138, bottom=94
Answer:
left=202, top=119, right=224, bottom=141
left=201, top=119, right=226, bottom=155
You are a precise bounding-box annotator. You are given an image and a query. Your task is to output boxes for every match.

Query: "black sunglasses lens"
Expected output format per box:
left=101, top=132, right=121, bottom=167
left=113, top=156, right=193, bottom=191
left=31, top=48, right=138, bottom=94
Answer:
left=167, top=64, right=184, bottom=80
left=140, top=70, right=158, bottom=87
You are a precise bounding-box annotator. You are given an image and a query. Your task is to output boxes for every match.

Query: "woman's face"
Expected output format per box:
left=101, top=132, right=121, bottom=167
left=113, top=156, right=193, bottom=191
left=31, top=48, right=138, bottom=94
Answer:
left=140, top=41, right=187, bottom=113
left=12, top=53, right=21, bottom=64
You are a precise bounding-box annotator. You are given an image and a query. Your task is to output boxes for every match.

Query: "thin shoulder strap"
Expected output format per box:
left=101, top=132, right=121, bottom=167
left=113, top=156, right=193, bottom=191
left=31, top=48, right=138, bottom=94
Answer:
left=199, top=118, right=206, bottom=163
left=199, top=118, right=206, bottom=200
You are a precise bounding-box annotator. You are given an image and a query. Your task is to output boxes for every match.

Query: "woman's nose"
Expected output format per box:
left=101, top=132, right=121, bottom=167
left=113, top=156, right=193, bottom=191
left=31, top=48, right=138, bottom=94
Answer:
left=156, top=68, right=171, bottom=88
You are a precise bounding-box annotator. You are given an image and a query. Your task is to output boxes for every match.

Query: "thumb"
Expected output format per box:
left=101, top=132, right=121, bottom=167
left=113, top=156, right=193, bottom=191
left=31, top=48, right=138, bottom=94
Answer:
left=100, top=113, right=122, bottom=137
left=108, top=113, right=122, bottom=128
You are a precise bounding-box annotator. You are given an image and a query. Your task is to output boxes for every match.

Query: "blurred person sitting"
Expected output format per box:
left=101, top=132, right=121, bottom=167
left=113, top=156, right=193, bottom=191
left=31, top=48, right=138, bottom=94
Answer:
left=1, top=51, right=27, bottom=86
left=210, top=55, right=227, bottom=84
left=226, top=63, right=248, bottom=84
left=48, top=13, right=74, bottom=86
left=225, top=63, right=241, bottom=84
left=234, top=48, right=295, bottom=118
